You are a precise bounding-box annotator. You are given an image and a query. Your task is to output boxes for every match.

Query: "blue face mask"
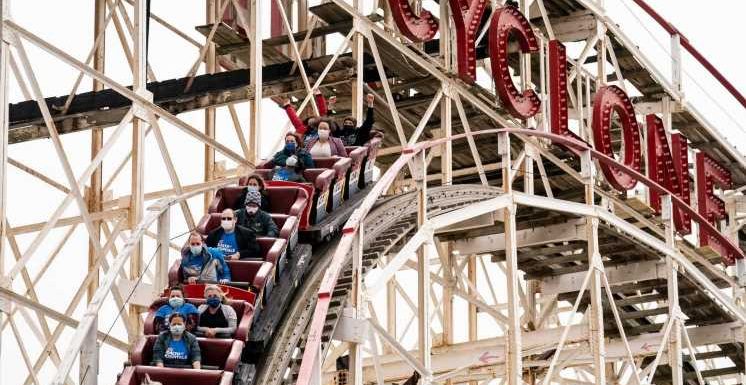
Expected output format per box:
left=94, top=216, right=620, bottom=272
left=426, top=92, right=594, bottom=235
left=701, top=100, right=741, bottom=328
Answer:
left=284, top=142, right=296, bottom=152
left=168, top=297, right=185, bottom=308
left=206, top=297, right=221, bottom=308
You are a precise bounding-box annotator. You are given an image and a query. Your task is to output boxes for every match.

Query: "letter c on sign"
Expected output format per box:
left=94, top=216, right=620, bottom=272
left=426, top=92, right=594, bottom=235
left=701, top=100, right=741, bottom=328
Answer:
left=591, top=86, right=642, bottom=191
left=489, top=6, right=541, bottom=120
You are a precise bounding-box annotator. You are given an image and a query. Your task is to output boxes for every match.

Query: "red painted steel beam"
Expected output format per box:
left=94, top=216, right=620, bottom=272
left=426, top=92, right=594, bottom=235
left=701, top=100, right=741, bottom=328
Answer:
left=631, top=0, right=746, bottom=109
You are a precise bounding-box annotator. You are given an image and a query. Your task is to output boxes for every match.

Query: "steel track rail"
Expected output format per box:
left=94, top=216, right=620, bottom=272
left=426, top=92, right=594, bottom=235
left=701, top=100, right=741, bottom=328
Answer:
left=255, top=185, right=504, bottom=385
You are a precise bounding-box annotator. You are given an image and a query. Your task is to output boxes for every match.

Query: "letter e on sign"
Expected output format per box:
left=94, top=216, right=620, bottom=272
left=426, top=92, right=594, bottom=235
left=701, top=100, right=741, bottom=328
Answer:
left=696, top=152, right=734, bottom=263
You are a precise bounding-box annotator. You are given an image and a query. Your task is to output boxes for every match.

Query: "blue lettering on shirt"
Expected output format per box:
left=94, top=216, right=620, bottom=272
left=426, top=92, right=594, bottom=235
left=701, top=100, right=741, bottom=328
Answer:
left=273, top=168, right=292, bottom=181
left=303, top=131, right=318, bottom=147
left=218, top=232, right=238, bottom=255
left=164, top=338, right=189, bottom=366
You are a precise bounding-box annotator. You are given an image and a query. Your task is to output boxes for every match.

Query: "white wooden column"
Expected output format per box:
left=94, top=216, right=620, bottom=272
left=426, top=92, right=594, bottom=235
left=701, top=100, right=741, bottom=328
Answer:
left=662, top=196, right=683, bottom=385
left=501, top=132, right=523, bottom=385
left=0, top=0, right=10, bottom=371
left=127, top=0, right=149, bottom=344
left=670, top=33, right=682, bottom=95
left=155, top=205, right=171, bottom=298
left=348, top=220, right=364, bottom=385
left=249, top=0, right=262, bottom=162
left=440, top=0, right=452, bottom=185
left=204, top=0, right=217, bottom=206
left=582, top=150, right=606, bottom=385
left=416, top=150, right=432, bottom=384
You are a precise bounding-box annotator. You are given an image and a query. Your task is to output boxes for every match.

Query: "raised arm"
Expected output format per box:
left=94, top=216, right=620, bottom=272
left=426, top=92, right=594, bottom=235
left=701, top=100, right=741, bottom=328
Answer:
left=281, top=100, right=308, bottom=134
left=314, top=89, right=328, bottom=116
left=359, top=93, right=375, bottom=131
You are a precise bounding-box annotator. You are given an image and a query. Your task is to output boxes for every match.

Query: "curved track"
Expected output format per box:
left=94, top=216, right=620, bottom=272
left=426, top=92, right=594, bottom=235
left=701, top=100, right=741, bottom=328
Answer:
left=256, top=185, right=504, bottom=385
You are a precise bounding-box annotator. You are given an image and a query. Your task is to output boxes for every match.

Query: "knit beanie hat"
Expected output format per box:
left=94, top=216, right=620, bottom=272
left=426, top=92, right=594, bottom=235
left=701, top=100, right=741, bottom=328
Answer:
left=244, top=190, right=262, bottom=207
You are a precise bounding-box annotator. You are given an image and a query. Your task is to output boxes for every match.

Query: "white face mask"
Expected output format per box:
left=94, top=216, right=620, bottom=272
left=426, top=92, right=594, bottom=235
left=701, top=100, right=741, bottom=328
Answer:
left=247, top=185, right=259, bottom=191
left=170, top=324, right=185, bottom=335
left=318, top=130, right=330, bottom=140
left=221, top=220, right=234, bottom=231
left=190, top=245, right=202, bottom=255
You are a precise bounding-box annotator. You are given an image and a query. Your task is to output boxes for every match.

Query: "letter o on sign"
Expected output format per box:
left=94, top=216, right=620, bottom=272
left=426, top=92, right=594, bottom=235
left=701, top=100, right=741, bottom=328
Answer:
left=591, top=86, right=642, bottom=191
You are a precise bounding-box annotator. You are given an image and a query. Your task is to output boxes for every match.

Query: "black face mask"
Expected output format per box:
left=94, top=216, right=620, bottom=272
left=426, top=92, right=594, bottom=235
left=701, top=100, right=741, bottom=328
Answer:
left=343, top=123, right=354, bottom=129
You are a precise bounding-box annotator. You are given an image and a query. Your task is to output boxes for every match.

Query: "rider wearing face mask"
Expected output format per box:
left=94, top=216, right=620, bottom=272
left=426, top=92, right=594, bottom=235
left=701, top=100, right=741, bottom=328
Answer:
left=276, top=89, right=327, bottom=147
left=153, top=285, right=200, bottom=333
left=236, top=190, right=279, bottom=237
left=196, top=285, right=237, bottom=338
left=180, top=232, right=231, bottom=285
left=335, top=93, right=383, bottom=146
left=153, top=313, right=202, bottom=368
left=205, top=208, right=260, bottom=261
left=272, top=153, right=306, bottom=182
left=273, top=133, right=314, bottom=170
left=306, top=121, right=347, bottom=157
left=237, top=174, right=270, bottom=211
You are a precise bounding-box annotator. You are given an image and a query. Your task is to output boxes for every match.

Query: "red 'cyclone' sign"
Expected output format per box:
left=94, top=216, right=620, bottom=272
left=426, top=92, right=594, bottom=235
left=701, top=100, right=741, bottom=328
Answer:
left=387, top=1, right=737, bottom=263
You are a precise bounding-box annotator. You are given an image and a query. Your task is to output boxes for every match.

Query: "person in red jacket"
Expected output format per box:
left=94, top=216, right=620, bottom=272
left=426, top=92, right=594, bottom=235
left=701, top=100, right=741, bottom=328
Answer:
left=277, top=89, right=327, bottom=147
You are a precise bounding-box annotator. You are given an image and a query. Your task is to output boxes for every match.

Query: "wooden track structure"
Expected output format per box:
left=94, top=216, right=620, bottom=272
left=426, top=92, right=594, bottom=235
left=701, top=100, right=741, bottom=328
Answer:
left=1, top=1, right=746, bottom=385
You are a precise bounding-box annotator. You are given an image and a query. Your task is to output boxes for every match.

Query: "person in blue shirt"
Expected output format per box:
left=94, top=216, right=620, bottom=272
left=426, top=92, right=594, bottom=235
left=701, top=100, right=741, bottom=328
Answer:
left=153, top=285, right=200, bottom=333
left=153, top=313, right=201, bottom=369
left=180, top=232, right=231, bottom=284
left=205, top=209, right=260, bottom=260
left=272, top=154, right=306, bottom=182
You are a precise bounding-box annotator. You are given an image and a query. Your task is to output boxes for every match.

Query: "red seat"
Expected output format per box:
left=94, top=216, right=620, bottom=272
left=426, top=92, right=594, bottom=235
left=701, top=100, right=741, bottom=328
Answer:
left=144, top=298, right=255, bottom=341
left=117, top=366, right=233, bottom=385
left=178, top=284, right=256, bottom=304
left=363, top=137, right=382, bottom=186
left=208, top=187, right=245, bottom=214
left=197, top=212, right=297, bottom=252
left=168, top=258, right=273, bottom=299
left=312, top=157, right=352, bottom=210
left=197, top=213, right=290, bottom=264
left=253, top=161, right=333, bottom=226
left=270, top=214, right=299, bottom=251
left=227, top=260, right=276, bottom=305
left=132, top=335, right=244, bottom=371
left=343, top=146, right=368, bottom=197
left=263, top=185, right=309, bottom=219
left=299, top=169, right=335, bottom=223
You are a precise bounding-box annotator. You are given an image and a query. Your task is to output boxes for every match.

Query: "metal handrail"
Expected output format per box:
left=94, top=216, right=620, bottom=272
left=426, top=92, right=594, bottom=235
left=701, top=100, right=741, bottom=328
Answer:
left=630, top=0, right=746, bottom=110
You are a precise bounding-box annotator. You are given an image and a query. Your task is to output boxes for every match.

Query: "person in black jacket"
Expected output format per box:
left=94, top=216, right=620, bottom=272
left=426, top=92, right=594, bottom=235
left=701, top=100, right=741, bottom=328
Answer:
left=205, top=208, right=261, bottom=261
left=236, top=190, right=279, bottom=237
left=335, top=93, right=384, bottom=146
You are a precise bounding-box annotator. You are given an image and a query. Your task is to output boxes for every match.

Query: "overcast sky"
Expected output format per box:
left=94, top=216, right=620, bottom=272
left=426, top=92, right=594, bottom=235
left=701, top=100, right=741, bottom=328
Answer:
left=1, top=1, right=745, bottom=385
